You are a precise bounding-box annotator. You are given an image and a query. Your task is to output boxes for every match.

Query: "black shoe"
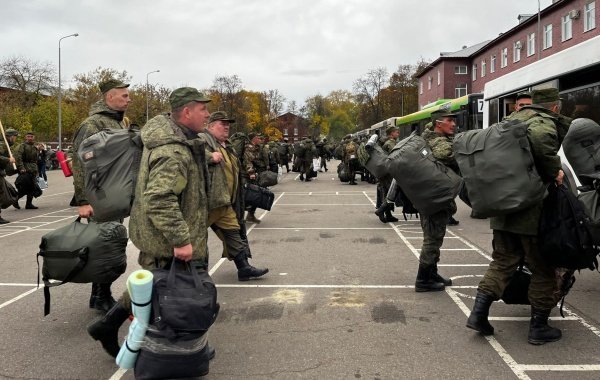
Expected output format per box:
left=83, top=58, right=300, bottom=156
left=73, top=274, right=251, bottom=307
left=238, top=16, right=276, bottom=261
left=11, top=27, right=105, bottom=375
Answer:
left=374, top=203, right=392, bottom=224
left=528, top=308, right=562, bottom=345
left=448, top=216, right=459, bottom=226
left=415, top=264, right=445, bottom=292
left=94, top=283, right=116, bottom=313
left=25, top=204, right=38, bottom=209
left=305, top=178, right=312, bottom=182
left=246, top=212, right=261, bottom=224
left=206, top=344, right=216, bottom=360
left=431, top=264, right=452, bottom=286
left=0, top=217, right=9, bottom=224
left=385, top=210, right=399, bottom=223
left=87, top=303, right=130, bottom=358
left=234, top=251, right=269, bottom=281
left=466, top=292, right=495, bottom=335
left=13, top=201, right=20, bottom=210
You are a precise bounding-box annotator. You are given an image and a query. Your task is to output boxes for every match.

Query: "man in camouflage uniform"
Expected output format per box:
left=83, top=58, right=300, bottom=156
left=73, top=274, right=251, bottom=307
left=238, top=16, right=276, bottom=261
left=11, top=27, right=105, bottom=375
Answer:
left=0, top=128, right=19, bottom=223
left=88, top=87, right=214, bottom=358
left=467, top=88, right=571, bottom=345
left=242, top=132, right=267, bottom=223
left=374, top=126, right=400, bottom=223
left=279, top=138, right=292, bottom=172
left=343, top=137, right=359, bottom=185
left=203, top=111, right=268, bottom=281
left=316, top=138, right=329, bottom=172
left=299, top=137, right=317, bottom=182
left=267, top=138, right=281, bottom=173
left=14, top=132, right=40, bottom=209
left=415, top=110, right=458, bottom=292
left=70, top=79, right=131, bottom=313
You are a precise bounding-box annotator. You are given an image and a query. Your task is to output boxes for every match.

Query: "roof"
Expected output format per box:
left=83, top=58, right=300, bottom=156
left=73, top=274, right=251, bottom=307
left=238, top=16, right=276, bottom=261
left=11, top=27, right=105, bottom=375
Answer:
left=439, top=40, right=491, bottom=59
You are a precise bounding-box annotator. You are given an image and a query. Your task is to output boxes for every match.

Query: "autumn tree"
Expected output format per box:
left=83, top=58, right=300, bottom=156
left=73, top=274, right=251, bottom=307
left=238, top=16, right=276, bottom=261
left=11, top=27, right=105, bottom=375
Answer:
left=0, top=56, right=56, bottom=108
left=353, top=67, right=389, bottom=129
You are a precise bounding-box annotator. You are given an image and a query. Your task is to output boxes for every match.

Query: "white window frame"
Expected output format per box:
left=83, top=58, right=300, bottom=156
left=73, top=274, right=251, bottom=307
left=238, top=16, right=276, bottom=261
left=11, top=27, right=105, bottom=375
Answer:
left=481, top=60, right=486, bottom=78
left=585, top=1, right=596, bottom=32
left=283, top=128, right=288, bottom=136
left=527, top=33, right=536, bottom=56
left=562, top=14, right=573, bottom=41
left=513, top=41, right=521, bottom=62
left=543, top=24, right=553, bottom=49
left=454, top=65, right=468, bottom=75
left=455, top=84, right=467, bottom=98
left=501, top=48, right=508, bottom=68
left=293, top=128, right=298, bottom=136
left=490, top=55, right=496, bottom=73
left=437, top=70, right=441, bottom=85
left=428, top=76, right=432, bottom=90
left=472, top=64, right=477, bottom=81
left=420, top=81, right=423, bottom=94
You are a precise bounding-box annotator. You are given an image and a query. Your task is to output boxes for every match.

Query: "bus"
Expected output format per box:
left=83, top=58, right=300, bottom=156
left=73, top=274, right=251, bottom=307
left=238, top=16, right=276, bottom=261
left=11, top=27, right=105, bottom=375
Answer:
left=364, top=93, right=484, bottom=139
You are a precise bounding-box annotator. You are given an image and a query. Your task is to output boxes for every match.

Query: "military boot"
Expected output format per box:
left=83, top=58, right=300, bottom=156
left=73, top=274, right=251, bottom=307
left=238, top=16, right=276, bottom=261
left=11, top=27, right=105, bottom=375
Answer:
left=374, top=202, right=392, bottom=223
left=0, top=216, right=9, bottom=224
left=94, top=283, right=116, bottom=313
left=299, top=174, right=305, bottom=181
left=384, top=210, right=399, bottom=223
left=466, top=291, right=495, bottom=335
left=528, top=308, right=562, bottom=345
left=87, top=302, right=130, bottom=357
left=234, top=251, right=269, bottom=281
left=431, top=264, right=452, bottom=286
left=415, top=264, right=445, bottom=292
left=246, top=212, right=261, bottom=224
left=89, top=283, right=98, bottom=308
left=25, top=195, right=38, bottom=209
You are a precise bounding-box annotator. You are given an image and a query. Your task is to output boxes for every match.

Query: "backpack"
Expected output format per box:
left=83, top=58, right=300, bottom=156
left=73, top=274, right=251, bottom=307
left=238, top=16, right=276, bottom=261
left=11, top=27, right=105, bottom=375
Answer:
left=538, top=184, right=600, bottom=271
left=229, top=132, right=249, bottom=158
left=337, top=162, right=351, bottom=182
left=77, top=128, right=143, bottom=222
left=277, top=143, right=288, bottom=157
left=453, top=119, right=545, bottom=217
left=37, top=217, right=128, bottom=315
left=386, top=132, right=463, bottom=216
left=294, top=142, right=306, bottom=157
left=562, top=118, right=600, bottom=186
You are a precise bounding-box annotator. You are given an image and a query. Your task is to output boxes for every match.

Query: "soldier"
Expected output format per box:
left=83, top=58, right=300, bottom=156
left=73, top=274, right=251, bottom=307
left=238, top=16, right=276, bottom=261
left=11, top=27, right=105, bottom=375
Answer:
left=203, top=111, right=268, bottom=281
left=343, top=137, right=359, bottom=185
left=267, top=138, right=281, bottom=173
left=14, top=132, right=40, bottom=209
left=72, top=78, right=131, bottom=312
left=316, top=138, right=329, bottom=172
left=299, top=137, right=317, bottom=182
left=242, top=132, right=267, bottom=223
left=415, top=110, right=458, bottom=292
left=514, top=92, right=532, bottom=112
left=467, top=88, right=570, bottom=345
left=0, top=128, right=19, bottom=223
left=278, top=138, right=292, bottom=172
left=87, top=87, right=215, bottom=358
left=374, top=126, right=400, bottom=223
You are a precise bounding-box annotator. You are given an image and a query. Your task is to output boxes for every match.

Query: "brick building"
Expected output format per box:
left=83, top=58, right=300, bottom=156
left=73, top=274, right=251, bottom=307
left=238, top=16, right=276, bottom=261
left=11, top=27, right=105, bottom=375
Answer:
left=417, top=0, right=599, bottom=124
left=272, top=112, right=310, bottom=143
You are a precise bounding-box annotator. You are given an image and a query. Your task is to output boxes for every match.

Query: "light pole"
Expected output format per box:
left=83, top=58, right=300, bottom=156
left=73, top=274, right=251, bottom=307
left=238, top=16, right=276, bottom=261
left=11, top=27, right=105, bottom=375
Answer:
left=146, top=70, right=160, bottom=123
left=58, top=33, right=78, bottom=151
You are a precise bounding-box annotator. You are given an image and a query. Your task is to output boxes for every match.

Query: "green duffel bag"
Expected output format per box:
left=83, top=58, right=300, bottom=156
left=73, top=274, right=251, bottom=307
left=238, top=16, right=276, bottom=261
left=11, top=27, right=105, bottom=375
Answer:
left=563, top=118, right=600, bottom=186
left=37, top=217, right=128, bottom=315
left=257, top=170, right=278, bottom=187
left=386, top=132, right=463, bottom=216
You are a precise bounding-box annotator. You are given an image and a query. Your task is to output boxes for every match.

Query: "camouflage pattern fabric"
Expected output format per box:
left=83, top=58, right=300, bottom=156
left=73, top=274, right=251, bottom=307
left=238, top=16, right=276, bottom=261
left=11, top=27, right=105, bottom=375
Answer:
left=421, top=129, right=458, bottom=173
left=14, top=142, right=39, bottom=175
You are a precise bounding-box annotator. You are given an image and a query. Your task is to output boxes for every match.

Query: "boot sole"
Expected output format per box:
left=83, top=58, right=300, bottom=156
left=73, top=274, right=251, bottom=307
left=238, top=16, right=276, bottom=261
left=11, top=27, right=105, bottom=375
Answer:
left=415, top=286, right=445, bottom=292
left=238, top=269, right=269, bottom=281
left=466, top=322, right=494, bottom=336
left=528, top=336, right=561, bottom=345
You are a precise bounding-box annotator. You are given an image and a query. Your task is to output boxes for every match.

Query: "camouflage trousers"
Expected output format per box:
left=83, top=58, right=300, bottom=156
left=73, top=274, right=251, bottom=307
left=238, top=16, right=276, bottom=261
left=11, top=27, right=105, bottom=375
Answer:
left=419, top=209, right=450, bottom=266
left=478, top=230, right=559, bottom=310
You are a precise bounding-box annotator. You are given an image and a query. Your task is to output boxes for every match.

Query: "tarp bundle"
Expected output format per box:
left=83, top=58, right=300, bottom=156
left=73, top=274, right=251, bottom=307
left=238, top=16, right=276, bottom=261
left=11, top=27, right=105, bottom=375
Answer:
left=116, top=269, right=154, bottom=369
left=563, top=118, right=600, bottom=186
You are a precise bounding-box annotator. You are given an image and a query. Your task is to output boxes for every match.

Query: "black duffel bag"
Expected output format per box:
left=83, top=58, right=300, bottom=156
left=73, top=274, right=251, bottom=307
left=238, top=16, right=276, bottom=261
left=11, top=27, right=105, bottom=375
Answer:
left=0, top=176, right=18, bottom=209
left=244, top=183, right=274, bottom=211
left=257, top=170, right=278, bottom=187
left=501, top=264, right=531, bottom=305
left=15, top=172, right=42, bottom=198
left=135, top=337, right=212, bottom=380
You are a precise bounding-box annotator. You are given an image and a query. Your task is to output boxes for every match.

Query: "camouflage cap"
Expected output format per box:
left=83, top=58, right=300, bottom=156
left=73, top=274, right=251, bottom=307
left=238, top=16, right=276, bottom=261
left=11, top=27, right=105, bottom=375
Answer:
left=431, top=110, right=457, bottom=123
left=99, top=79, right=130, bottom=94
left=208, top=111, right=235, bottom=124
left=515, top=92, right=532, bottom=101
left=169, top=87, right=211, bottom=109
left=4, top=128, right=18, bottom=137
left=385, top=126, right=399, bottom=135
left=531, top=88, right=560, bottom=104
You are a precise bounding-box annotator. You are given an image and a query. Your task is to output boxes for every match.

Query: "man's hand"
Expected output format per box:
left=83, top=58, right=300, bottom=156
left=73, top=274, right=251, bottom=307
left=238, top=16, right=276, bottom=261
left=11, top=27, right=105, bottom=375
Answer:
left=174, top=244, right=193, bottom=262
left=211, top=151, right=224, bottom=163
left=250, top=173, right=256, bottom=180
left=8, top=157, right=15, bottom=164
left=555, top=169, right=564, bottom=186
left=78, top=204, right=94, bottom=218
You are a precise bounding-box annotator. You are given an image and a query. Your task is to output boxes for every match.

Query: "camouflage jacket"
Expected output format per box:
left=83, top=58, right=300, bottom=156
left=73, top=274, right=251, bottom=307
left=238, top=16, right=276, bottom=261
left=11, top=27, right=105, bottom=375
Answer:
left=381, top=137, right=397, bottom=154
left=242, top=143, right=264, bottom=178
left=421, top=129, right=459, bottom=173
left=14, top=142, right=39, bottom=174
left=200, top=131, right=242, bottom=213
left=0, top=140, right=16, bottom=177
left=72, top=100, right=126, bottom=206
left=301, top=139, right=317, bottom=161
left=129, top=115, right=209, bottom=264
left=490, top=106, right=572, bottom=235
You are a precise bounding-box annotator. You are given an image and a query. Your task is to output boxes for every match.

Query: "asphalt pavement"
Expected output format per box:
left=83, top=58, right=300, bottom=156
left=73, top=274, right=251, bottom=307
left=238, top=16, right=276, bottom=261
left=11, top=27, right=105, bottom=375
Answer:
left=1, top=163, right=600, bottom=380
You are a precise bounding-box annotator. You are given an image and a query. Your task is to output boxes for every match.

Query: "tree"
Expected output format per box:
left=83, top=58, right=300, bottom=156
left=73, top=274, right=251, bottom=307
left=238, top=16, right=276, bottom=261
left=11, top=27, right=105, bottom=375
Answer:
left=0, top=56, right=56, bottom=108
left=210, top=74, right=243, bottom=117
left=69, top=67, right=131, bottom=118
left=353, top=67, right=389, bottom=129
left=126, top=83, right=171, bottom=126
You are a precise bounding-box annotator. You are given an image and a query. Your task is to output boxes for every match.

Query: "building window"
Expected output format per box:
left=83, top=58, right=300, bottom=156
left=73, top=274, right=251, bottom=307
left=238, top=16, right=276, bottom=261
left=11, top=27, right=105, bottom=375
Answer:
left=585, top=1, right=596, bottom=32
left=490, top=55, right=496, bottom=73
left=527, top=33, right=535, bottom=56
left=501, top=48, right=508, bottom=68
left=293, top=128, right=298, bottom=136
left=481, top=60, right=486, bottom=78
left=472, top=64, right=477, bottom=81
left=543, top=24, right=553, bottom=49
left=420, top=81, right=423, bottom=94
left=454, top=65, right=467, bottom=75
left=437, top=70, right=441, bottom=86
left=455, top=84, right=467, bottom=98
left=513, top=41, right=521, bottom=62
left=562, top=14, right=573, bottom=41
left=283, top=128, right=288, bottom=136
left=428, top=76, right=432, bottom=90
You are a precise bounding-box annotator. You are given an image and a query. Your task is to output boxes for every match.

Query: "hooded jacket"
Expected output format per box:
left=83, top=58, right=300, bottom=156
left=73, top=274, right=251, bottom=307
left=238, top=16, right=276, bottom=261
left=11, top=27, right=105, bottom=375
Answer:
left=72, top=100, right=125, bottom=205
left=129, top=115, right=209, bottom=264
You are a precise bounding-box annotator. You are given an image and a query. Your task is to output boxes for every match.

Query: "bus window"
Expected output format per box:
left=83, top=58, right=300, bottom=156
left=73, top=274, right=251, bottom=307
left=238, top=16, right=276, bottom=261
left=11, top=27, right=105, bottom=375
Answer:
left=561, top=84, right=600, bottom=125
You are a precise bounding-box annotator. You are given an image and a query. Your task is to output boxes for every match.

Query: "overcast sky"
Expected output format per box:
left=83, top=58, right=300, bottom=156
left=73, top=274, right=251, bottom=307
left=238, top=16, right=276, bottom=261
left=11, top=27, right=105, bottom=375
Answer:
left=1, top=0, right=553, bottom=107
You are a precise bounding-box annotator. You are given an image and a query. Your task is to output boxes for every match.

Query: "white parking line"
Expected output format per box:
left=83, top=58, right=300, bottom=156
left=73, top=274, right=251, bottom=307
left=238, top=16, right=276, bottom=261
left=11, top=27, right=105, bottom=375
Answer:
left=0, top=287, right=38, bottom=310
left=275, top=203, right=373, bottom=206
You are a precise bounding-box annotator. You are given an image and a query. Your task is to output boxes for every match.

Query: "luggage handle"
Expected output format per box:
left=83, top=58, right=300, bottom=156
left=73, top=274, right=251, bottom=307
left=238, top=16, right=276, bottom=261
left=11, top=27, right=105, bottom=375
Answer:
left=166, top=258, right=202, bottom=289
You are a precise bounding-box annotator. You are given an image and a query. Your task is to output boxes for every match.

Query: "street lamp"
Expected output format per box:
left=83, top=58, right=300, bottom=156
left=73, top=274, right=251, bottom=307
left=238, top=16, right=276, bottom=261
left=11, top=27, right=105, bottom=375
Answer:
left=58, top=33, right=78, bottom=151
left=146, top=70, right=160, bottom=123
